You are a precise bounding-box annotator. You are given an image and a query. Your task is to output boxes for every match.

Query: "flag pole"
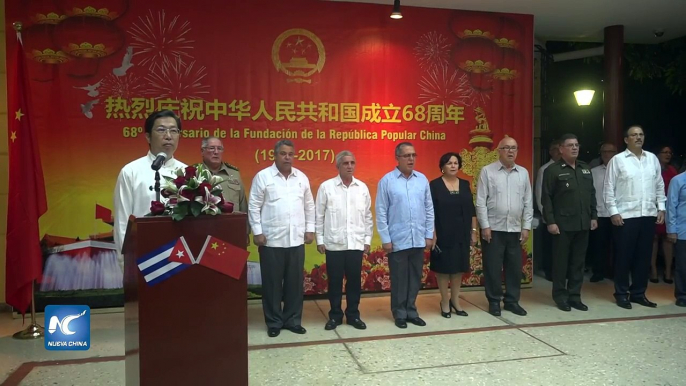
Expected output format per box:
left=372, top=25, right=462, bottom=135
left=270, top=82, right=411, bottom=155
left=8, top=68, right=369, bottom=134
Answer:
left=12, top=282, right=45, bottom=340
left=10, top=21, right=44, bottom=340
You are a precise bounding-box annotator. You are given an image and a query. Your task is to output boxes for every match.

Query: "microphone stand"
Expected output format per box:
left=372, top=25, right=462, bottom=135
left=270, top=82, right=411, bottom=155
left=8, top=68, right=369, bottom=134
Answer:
left=154, top=170, right=161, bottom=202
left=151, top=158, right=164, bottom=202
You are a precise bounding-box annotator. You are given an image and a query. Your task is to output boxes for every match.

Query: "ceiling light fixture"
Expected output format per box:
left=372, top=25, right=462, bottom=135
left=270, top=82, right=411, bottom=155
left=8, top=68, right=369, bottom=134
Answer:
left=574, top=89, right=595, bottom=106
left=390, top=0, right=402, bottom=19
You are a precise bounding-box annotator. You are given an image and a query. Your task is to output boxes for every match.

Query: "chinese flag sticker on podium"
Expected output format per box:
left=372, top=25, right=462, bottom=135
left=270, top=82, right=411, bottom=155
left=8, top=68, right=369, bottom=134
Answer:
left=196, top=235, right=249, bottom=279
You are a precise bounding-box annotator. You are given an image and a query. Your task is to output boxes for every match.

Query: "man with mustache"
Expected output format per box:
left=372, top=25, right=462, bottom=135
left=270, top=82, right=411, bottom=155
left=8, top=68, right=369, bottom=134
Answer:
left=604, top=125, right=666, bottom=309
left=248, top=139, right=315, bottom=337
left=376, top=142, right=434, bottom=329
left=542, top=133, right=597, bottom=311
left=315, top=151, right=373, bottom=330
left=113, top=110, right=187, bottom=269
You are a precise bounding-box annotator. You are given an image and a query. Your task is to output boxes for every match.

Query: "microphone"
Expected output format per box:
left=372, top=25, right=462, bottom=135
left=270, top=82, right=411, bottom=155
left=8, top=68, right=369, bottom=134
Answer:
left=151, top=152, right=167, bottom=171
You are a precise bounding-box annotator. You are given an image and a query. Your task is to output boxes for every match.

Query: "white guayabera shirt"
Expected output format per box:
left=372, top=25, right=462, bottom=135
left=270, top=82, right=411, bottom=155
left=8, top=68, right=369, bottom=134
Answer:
left=113, top=151, right=187, bottom=266
left=315, top=175, right=373, bottom=251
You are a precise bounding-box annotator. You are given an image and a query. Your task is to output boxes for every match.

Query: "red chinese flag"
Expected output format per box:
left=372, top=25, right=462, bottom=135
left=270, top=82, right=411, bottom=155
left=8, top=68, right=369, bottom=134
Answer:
left=197, top=236, right=248, bottom=279
left=5, top=30, right=48, bottom=315
left=95, top=204, right=112, bottom=221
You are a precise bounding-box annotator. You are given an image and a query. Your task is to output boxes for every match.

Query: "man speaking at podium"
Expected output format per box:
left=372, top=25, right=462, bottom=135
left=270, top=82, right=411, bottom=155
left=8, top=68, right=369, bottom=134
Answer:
left=113, top=110, right=187, bottom=268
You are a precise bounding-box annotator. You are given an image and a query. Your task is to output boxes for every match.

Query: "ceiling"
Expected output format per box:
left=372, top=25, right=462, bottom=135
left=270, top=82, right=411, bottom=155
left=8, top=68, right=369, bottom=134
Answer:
left=331, top=0, right=686, bottom=44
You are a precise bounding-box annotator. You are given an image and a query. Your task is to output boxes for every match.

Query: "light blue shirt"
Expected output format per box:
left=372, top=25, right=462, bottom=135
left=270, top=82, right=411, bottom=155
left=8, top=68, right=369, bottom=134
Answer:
left=666, top=172, right=686, bottom=240
left=375, top=168, right=434, bottom=252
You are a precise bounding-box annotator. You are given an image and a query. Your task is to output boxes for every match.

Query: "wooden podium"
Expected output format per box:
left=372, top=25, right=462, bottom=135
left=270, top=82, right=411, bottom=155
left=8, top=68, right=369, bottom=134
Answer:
left=123, top=213, right=248, bottom=386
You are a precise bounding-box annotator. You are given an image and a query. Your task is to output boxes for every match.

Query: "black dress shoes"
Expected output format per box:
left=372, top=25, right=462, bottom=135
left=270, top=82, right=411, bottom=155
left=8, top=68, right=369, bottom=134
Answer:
left=630, top=296, right=657, bottom=308
left=488, top=302, right=501, bottom=316
left=568, top=300, right=588, bottom=311
left=325, top=319, right=342, bottom=330
left=556, top=302, right=571, bottom=312
left=616, top=299, right=632, bottom=309
left=267, top=328, right=280, bottom=337
left=347, top=318, right=367, bottom=330
left=676, top=299, right=686, bottom=307
left=284, top=325, right=307, bottom=334
left=504, top=303, right=527, bottom=316
left=450, top=300, right=468, bottom=317
left=440, top=302, right=451, bottom=318
left=407, top=317, right=426, bottom=327
left=395, top=318, right=407, bottom=329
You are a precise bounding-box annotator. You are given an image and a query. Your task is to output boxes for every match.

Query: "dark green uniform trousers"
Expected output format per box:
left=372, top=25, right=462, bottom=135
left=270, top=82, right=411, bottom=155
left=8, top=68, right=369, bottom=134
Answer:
left=552, top=230, right=589, bottom=304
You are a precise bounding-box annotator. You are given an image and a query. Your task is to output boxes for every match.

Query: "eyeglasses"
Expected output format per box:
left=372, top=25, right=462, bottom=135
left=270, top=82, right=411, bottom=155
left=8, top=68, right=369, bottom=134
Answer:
left=498, top=146, right=518, bottom=151
left=563, top=143, right=580, bottom=148
left=155, top=127, right=181, bottom=136
left=399, top=153, right=417, bottom=159
left=203, top=146, right=224, bottom=152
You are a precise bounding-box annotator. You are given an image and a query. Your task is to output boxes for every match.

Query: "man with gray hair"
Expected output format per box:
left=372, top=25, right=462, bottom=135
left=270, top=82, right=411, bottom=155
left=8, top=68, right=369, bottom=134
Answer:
left=198, top=136, right=247, bottom=214
left=376, top=142, right=434, bottom=329
left=248, top=140, right=315, bottom=337
left=316, top=151, right=373, bottom=330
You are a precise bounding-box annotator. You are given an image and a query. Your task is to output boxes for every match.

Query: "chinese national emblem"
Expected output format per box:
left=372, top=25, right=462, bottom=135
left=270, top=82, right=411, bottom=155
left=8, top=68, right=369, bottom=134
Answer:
left=272, top=29, right=325, bottom=83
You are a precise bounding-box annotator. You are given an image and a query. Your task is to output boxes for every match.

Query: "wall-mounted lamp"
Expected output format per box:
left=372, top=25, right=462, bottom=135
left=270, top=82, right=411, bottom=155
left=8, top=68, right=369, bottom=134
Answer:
left=390, top=0, right=402, bottom=19
left=574, top=89, right=595, bottom=106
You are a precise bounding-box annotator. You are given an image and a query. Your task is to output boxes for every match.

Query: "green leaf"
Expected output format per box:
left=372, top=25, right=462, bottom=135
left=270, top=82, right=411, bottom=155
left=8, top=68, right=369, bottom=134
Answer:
left=172, top=212, right=186, bottom=221
left=174, top=204, right=189, bottom=217
left=190, top=201, right=203, bottom=217
left=186, top=178, right=199, bottom=189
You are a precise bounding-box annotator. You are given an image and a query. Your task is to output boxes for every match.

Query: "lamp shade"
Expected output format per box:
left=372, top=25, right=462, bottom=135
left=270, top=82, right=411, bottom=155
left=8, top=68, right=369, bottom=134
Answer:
left=390, top=0, right=402, bottom=19
left=574, top=89, right=595, bottom=106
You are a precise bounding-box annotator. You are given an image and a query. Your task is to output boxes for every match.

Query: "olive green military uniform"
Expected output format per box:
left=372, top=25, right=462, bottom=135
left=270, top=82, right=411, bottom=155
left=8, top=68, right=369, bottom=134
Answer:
left=199, top=162, right=248, bottom=214
left=542, top=159, right=597, bottom=305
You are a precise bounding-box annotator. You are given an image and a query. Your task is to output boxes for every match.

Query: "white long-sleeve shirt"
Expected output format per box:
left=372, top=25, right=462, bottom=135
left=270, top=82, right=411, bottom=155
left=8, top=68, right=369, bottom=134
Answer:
left=591, top=164, right=610, bottom=218
left=315, top=175, right=373, bottom=251
left=248, top=164, right=315, bottom=248
left=603, top=149, right=666, bottom=219
left=476, top=161, right=533, bottom=232
left=113, top=152, right=187, bottom=259
left=535, top=159, right=555, bottom=215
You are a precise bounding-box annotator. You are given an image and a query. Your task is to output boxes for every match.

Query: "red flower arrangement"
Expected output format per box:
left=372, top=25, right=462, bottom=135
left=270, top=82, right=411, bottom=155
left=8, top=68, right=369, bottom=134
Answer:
left=148, top=164, right=234, bottom=221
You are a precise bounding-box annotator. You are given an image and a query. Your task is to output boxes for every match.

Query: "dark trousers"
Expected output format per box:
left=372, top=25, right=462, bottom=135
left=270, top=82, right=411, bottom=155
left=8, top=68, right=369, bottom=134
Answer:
left=589, top=217, right=614, bottom=277
left=388, top=247, right=424, bottom=320
left=541, top=225, right=553, bottom=277
left=552, top=230, right=589, bottom=304
left=674, top=240, right=686, bottom=301
left=612, top=217, right=655, bottom=300
left=482, top=231, right=522, bottom=305
left=326, top=250, right=363, bottom=321
left=259, top=245, right=305, bottom=329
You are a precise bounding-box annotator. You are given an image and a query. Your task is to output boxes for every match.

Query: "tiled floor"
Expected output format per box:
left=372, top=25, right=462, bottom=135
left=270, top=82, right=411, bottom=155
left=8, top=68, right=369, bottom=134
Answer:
left=1, top=277, right=685, bottom=385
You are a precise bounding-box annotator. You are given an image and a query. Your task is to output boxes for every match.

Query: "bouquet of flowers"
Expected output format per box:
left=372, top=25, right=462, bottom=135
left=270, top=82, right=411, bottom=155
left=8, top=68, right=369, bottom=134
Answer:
left=149, top=164, right=234, bottom=221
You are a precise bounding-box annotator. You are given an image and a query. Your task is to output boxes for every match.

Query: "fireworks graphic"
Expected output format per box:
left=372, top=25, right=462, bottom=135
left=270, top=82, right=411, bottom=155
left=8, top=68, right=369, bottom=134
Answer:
left=419, top=66, right=491, bottom=107
left=414, top=31, right=451, bottom=71
left=99, top=73, right=151, bottom=99
left=145, top=56, right=210, bottom=100
left=128, top=9, right=195, bottom=71
left=418, top=65, right=467, bottom=106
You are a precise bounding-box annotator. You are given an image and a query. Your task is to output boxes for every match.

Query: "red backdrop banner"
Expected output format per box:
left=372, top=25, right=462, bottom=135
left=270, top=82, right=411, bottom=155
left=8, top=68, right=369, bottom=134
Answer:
left=5, top=0, right=533, bottom=299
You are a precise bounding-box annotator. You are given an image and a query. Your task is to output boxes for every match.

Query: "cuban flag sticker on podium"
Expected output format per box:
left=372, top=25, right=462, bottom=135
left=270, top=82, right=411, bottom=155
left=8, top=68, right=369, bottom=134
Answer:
left=137, top=237, right=194, bottom=286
